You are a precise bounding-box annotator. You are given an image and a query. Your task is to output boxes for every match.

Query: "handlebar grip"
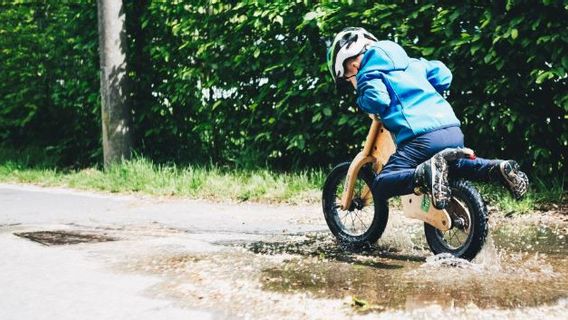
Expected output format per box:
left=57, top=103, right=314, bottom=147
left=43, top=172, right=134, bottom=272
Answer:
left=461, top=147, right=476, bottom=160
left=439, top=147, right=476, bottom=161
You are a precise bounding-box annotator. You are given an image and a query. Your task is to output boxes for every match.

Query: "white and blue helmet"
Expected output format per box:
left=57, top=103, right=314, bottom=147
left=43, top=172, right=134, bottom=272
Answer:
left=326, top=27, right=378, bottom=82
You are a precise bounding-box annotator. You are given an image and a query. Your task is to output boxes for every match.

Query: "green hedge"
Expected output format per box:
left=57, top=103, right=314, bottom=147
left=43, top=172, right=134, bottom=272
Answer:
left=0, top=1, right=100, bottom=165
left=0, top=0, right=566, bottom=179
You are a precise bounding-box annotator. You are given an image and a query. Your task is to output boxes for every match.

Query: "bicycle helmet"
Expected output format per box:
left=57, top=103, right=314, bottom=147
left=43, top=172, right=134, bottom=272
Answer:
left=326, top=27, right=378, bottom=83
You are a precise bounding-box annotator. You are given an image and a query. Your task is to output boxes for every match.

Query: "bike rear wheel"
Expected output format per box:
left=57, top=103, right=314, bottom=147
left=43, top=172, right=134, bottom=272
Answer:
left=322, top=162, right=388, bottom=248
left=424, top=180, right=488, bottom=260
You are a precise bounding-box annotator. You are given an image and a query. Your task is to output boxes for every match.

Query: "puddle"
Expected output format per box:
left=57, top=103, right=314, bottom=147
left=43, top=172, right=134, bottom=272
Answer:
left=245, top=232, right=426, bottom=263
left=15, top=230, right=117, bottom=246
left=111, top=219, right=567, bottom=318
left=491, top=223, right=567, bottom=255
left=244, top=224, right=568, bottom=312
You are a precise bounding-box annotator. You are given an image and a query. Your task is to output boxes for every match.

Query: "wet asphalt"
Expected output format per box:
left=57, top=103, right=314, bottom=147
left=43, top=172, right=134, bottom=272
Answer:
left=0, top=183, right=566, bottom=320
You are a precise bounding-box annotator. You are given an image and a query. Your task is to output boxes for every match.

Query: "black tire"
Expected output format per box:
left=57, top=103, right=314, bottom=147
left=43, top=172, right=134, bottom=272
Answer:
left=424, top=179, right=488, bottom=261
left=322, top=162, right=389, bottom=249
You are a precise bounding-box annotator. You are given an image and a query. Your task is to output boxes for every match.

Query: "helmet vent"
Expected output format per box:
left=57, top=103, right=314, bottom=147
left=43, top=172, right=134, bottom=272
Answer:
left=345, top=34, right=358, bottom=50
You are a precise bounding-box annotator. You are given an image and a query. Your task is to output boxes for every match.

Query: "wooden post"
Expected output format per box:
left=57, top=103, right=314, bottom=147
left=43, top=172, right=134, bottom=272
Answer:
left=97, top=0, right=131, bottom=168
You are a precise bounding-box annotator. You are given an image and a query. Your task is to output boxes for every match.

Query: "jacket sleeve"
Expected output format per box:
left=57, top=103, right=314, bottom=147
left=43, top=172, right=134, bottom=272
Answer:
left=356, top=72, right=391, bottom=115
left=421, top=58, right=452, bottom=93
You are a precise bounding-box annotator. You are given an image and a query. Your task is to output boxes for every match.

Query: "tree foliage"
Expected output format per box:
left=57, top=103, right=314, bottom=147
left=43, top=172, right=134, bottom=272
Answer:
left=0, top=0, right=566, bottom=178
left=0, top=0, right=100, bottom=165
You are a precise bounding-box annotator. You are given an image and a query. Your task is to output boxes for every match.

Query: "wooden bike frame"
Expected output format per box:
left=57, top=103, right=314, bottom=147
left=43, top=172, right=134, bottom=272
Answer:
left=340, top=115, right=453, bottom=231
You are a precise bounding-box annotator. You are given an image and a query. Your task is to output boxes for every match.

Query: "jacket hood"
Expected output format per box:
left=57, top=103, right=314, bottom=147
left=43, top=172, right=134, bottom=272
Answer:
left=358, top=40, right=409, bottom=74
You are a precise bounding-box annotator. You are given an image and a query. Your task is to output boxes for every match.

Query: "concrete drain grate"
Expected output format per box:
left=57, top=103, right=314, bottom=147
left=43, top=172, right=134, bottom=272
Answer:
left=14, top=230, right=117, bottom=246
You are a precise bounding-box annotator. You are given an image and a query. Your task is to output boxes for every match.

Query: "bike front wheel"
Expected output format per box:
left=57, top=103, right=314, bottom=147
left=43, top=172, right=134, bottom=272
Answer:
left=322, top=162, right=389, bottom=248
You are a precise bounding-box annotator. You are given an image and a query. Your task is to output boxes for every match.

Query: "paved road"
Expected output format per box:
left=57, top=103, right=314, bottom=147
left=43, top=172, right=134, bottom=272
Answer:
left=0, top=184, right=328, bottom=320
left=0, top=183, right=324, bottom=234
left=1, top=184, right=566, bottom=320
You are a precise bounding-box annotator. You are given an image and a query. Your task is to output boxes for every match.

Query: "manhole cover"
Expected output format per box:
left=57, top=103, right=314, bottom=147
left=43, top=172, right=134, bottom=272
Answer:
left=14, top=231, right=116, bottom=246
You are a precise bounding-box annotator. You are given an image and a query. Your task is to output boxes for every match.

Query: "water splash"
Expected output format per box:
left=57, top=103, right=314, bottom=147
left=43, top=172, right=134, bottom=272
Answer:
left=375, top=215, right=427, bottom=254
left=410, top=233, right=560, bottom=285
left=472, top=234, right=501, bottom=266
left=424, top=252, right=476, bottom=268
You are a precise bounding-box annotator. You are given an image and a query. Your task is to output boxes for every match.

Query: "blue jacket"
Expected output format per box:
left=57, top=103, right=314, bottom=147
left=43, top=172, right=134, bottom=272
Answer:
left=356, top=41, right=460, bottom=145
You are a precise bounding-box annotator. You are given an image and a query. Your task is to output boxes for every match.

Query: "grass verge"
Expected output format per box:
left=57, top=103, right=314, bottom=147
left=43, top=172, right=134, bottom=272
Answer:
left=0, top=149, right=564, bottom=213
left=0, top=155, right=325, bottom=205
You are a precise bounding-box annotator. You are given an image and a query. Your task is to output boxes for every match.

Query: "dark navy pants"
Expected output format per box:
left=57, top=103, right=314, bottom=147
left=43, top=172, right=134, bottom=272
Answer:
left=373, top=126, right=500, bottom=201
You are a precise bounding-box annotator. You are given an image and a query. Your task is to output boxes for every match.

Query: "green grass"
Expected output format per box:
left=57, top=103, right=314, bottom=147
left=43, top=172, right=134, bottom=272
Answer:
left=475, top=176, right=565, bottom=214
left=0, top=150, right=326, bottom=204
left=0, top=148, right=564, bottom=212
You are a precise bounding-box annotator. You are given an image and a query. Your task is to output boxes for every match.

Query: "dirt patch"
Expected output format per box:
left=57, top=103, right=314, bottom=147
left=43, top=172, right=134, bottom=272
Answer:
left=14, top=230, right=117, bottom=246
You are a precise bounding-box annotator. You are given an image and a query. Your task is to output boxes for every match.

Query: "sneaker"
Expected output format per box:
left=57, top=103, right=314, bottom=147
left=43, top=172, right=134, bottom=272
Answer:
left=414, top=152, right=451, bottom=210
left=496, top=160, right=529, bottom=200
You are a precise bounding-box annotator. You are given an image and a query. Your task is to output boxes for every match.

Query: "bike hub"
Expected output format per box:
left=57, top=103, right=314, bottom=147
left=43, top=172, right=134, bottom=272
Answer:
left=348, top=198, right=365, bottom=211
left=453, top=217, right=466, bottom=230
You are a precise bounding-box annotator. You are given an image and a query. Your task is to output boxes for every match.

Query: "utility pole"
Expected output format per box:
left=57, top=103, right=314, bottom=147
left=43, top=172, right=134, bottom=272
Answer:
left=96, top=0, right=132, bottom=168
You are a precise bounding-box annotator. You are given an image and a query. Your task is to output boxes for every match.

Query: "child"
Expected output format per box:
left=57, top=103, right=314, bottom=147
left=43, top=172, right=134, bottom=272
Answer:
left=326, top=27, right=529, bottom=209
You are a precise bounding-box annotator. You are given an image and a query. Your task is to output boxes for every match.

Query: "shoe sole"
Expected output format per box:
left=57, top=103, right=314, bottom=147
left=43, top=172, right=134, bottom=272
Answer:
left=430, top=155, right=451, bottom=209
left=500, top=161, right=529, bottom=200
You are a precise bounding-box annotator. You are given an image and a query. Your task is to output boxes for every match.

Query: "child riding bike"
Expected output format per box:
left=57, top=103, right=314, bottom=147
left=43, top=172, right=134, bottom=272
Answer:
left=326, top=27, right=529, bottom=209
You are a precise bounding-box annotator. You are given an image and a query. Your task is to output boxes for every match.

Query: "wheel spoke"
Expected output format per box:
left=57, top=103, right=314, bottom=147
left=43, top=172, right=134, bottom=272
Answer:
left=447, top=231, right=453, bottom=245
left=449, top=230, right=457, bottom=246
left=354, top=210, right=368, bottom=230
left=455, top=231, right=463, bottom=245
left=352, top=211, right=360, bottom=232
left=350, top=212, right=356, bottom=231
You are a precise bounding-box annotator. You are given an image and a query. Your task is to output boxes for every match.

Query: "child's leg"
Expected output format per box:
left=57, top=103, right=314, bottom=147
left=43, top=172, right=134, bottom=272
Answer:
left=450, top=158, right=529, bottom=199
left=449, top=157, right=502, bottom=182
left=373, top=126, right=465, bottom=202
left=374, top=125, right=529, bottom=202
left=372, top=165, right=415, bottom=201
